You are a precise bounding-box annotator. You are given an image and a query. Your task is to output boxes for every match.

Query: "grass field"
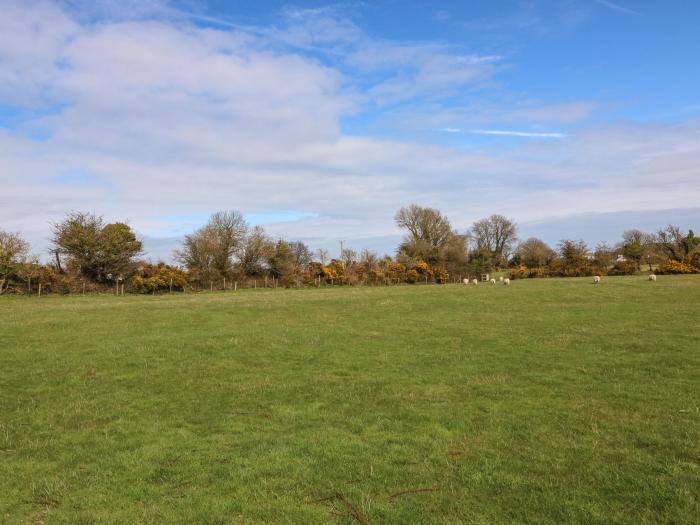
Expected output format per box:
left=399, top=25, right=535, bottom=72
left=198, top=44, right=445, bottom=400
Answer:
left=1, top=276, right=699, bottom=524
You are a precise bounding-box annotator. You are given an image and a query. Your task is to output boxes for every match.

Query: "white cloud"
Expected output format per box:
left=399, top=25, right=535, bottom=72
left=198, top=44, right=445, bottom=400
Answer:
left=0, top=1, right=698, bottom=261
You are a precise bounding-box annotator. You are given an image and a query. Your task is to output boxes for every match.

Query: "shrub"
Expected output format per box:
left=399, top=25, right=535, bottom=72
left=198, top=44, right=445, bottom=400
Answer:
left=130, top=263, right=188, bottom=293
left=405, top=269, right=419, bottom=284
left=433, top=266, right=449, bottom=284
left=528, top=267, right=546, bottom=278
left=607, top=261, right=638, bottom=276
left=686, top=251, right=700, bottom=271
left=510, top=264, right=527, bottom=280
left=414, top=261, right=431, bottom=275
left=656, top=260, right=697, bottom=274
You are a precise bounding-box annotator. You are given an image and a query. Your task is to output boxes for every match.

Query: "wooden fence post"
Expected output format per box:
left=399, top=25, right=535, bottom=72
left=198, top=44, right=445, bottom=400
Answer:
left=234, top=281, right=237, bottom=292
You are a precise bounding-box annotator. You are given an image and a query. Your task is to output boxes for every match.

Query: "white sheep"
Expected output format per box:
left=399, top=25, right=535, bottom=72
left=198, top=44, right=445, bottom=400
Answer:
left=503, top=278, right=510, bottom=285
left=499, top=276, right=504, bottom=282
left=490, top=278, right=496, bottom=284
left=649, top=274, right=657, bottom=282
left=462, top=278, right=470, bottom=285
left=472, top=278, right=478, bottom=285
left=593, top=275, right=601, bottom=284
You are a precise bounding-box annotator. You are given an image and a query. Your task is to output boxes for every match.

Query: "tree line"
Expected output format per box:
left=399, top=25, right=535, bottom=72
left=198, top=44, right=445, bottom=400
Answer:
left=1, top=205, right=699, bottom=295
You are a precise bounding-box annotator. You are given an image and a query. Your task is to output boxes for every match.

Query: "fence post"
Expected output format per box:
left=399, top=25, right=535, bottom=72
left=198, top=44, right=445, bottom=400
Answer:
left=170, top=278, right=173, bottom=293
left=38, top=283, right=42, bottom=297
left=82, top=281, right=86, bottom=296
left=234, top=281, right=237, bottom=292
left=28, top=276, right=31, bottom=295
left=210, top=281, right=213, bottom=292
left=223, top=277, right=226, bottom=291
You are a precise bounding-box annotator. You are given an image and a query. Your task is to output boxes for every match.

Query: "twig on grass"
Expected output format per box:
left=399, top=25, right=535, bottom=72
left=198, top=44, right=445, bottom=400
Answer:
left=312, top=491, right=369, bottom=525
left=388, top=486, right=440, bottom=501
left=333, top=491, right=369, bottom=525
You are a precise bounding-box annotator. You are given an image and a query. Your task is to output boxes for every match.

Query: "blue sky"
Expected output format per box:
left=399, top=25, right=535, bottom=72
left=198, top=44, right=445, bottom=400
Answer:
left=1, top=0, right=699, bottom=261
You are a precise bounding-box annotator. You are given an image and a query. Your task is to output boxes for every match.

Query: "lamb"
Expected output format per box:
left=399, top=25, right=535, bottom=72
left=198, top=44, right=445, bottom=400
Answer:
left=499, top=276, right=504, bottom=282
left=649, top=274, right=657, bottom=282
left=490, top=278, right=496, bottom=284
left=593, top=275, right=601, bottom=284
left=472, top=278, right=478, bottom=285
left=462, top=278, right=470, bottom=285
left=503, top=278, right=510, bottom=285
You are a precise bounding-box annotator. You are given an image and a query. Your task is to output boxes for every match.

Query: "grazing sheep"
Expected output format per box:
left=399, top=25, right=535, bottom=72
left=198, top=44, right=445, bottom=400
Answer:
left=649, top=274, right=657, bottom=282
left=499, top=276, right=504, bottom=282
left=472, top=278, right=478, bottom=285
left=490, top=278, right=496, bottom=284
left=593, top=275, right=601, bottom=284
left=462, top=278, right=470, bottom=285
left=503, top=278, right=510, bottom=285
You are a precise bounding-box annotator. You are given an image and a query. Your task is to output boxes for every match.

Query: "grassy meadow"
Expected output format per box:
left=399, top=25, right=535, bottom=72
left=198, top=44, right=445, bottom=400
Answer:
left=1, top=276, right=699, bottom=524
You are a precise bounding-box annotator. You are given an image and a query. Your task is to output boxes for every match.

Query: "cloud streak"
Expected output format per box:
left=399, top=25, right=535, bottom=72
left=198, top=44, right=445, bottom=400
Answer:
left=443, top=128, right=568, bottom=138
left=593, top=0, right=640, bottom=16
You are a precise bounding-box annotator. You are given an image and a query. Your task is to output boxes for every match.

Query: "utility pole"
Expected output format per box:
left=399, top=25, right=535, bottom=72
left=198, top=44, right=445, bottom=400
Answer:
left=339, top=239, right=344, bottom=261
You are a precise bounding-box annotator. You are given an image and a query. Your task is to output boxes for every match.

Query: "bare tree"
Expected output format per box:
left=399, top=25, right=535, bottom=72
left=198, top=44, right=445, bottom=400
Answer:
left=238, top=225, right=271, bottom=277
left=516, top=238, right=555, bottom=268
left=470, top=215, right=517, bottom=267
left=288, top=241, right=313, bottom=268
left=656, top=225, right=699, bottom=261
left=341, top=248, right=357, bottom=268
left=175, top=210, right=248, bottom=282
left=207, top=210, right=248, bottom=276
left=316, top=248, right=329, bottom=265
left=395, top=204, right=453, bottom=248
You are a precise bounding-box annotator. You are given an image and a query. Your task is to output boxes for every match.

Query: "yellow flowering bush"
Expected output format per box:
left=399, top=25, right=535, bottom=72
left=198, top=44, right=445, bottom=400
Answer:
left=656, top=260, right=697, bottom=274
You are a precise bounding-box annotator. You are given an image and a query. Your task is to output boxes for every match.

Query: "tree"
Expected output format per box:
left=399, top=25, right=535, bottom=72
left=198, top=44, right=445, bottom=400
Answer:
left=440, top=233, right=470, bottom=278
left=206, top=211, right=248, bottom=277
left=175, top=210, right=247, bottom=283
left=358, top=249, right=379, bottom=283
left=316, top=248, right=329, bottom=265
left=0, top=230, right=30, bottom=294
left=470, top=215, right=517, bottom=268
left=288, top=241, right=313, bottom=268
left=395, top=204, right=453, bottom=248
left=656, top=225, right=700, bottom=261
left=52, top=212, right=142, bottom=282
left=516, top=238, right=555, bottom=268
left=267, top=240, right=297, bottom=285
left=594, top=242, right=616, bottom=270
left=555, top=239, right=591, bottom=276
left=620, top=229, right=654, bottom=270
left=395, top=204, right=456, bottom=266
left=238, top=225, right=271, bottom=277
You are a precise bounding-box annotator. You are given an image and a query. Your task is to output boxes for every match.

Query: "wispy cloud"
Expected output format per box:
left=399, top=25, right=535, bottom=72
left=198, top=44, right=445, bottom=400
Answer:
left=442, top=128, right=568, bottom=138
left=593, top=0, right=640, bottom=16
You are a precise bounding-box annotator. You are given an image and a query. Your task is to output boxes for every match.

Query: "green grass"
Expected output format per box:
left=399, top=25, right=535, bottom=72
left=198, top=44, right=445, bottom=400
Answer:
left=1, top=276, right=699, bottom=524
